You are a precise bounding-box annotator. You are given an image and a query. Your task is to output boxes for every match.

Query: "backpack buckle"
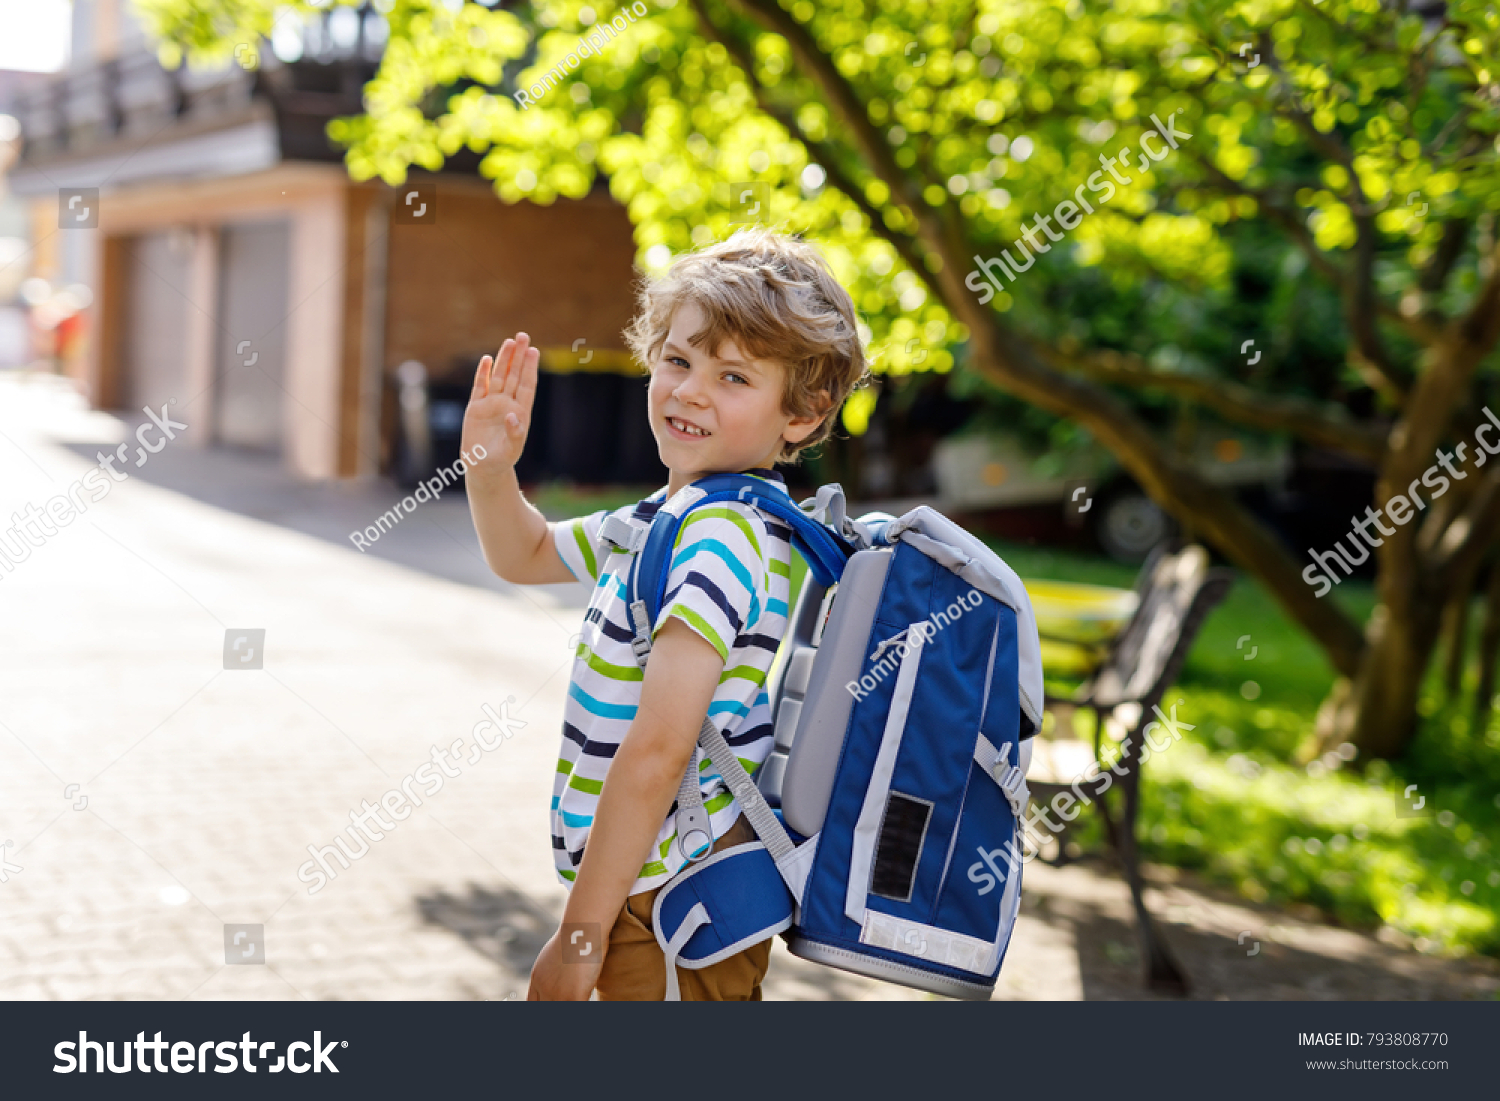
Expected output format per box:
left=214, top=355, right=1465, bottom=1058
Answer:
left=993, top=762, right=1029, bottom=819
left=987, top=741, right=1030, bottom=819
left=601, top=513, right=647, bottom=553
left=627, top=598, right=654, bottom=667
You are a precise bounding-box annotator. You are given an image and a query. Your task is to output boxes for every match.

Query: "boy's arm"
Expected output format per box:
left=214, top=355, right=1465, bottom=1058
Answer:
left=468, top=465, right=579, bottom=585
left=461, top=332, right=577, bottom=585
left=527, top=617, right=724, bottom=1000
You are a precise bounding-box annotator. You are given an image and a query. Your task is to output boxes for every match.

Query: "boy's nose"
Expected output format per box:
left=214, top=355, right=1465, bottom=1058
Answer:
left=673, top=375, right=708, bottom=406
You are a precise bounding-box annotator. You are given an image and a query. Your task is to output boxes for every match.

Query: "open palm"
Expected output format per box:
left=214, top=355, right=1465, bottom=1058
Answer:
left=462, top=333, right=540, bottom=471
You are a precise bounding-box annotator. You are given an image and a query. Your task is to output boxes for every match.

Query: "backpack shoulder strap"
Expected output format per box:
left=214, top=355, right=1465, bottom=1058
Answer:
left=626, top=474, right=856, bottom=646
left=615, top=474, right=852, bottom=873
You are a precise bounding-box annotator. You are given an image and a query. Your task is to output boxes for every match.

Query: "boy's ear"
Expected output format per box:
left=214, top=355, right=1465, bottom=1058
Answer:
left=783, top=388, right=831, bottom=445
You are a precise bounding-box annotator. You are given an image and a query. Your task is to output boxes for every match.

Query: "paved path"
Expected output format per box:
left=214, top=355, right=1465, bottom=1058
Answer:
left=1, top=372, right=1493, bottom=1001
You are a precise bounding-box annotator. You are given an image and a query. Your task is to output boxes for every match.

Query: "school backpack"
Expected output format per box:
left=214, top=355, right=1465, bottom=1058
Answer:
left=601, top=473, right=1042, bottom=1000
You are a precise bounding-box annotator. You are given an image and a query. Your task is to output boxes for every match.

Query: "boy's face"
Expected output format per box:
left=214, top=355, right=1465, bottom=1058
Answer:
left=648, top=301, right=826, bottom=498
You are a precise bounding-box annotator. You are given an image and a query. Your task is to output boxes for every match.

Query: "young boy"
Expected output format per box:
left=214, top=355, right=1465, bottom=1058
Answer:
left=462, top=228, right=869, bottom=1000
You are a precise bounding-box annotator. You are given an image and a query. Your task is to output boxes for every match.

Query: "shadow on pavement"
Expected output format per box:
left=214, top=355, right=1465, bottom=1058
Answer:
left=416, top=883, right=561, bottom=982
left=413, top=880, right=921, bottom=1001
left=1029, top=856, right=1499, bottom=1001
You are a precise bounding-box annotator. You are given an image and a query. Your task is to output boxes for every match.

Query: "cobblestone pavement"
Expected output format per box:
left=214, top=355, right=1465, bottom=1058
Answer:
left=1, top=373, right=1494, bottom=1002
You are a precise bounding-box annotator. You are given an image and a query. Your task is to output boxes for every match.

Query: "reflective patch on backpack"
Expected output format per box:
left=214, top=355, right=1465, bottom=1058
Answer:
left=859, top=910, right=993, bottom=972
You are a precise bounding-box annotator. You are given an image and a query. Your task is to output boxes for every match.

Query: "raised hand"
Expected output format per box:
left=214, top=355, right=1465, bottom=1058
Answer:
left=462, top=333, right=540, bottom=473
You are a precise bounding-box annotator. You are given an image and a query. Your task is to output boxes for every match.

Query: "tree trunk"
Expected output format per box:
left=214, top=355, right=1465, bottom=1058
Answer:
left=1347, top=617, right=1440, bottom=759
left=1474, top=563, right=1500, bottom=732
left=1332, top=599, right=1445, bottom=759
left=1440, top=559, right=1479, bottom=694
left=1320, top=603, right=1434, bottom=759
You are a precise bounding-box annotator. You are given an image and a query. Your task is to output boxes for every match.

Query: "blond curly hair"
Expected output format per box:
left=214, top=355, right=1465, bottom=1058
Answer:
left=623, top=227, right=871, bottom=466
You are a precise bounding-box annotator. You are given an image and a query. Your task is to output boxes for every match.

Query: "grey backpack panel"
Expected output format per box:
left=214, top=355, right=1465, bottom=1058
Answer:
left=778, top=547, right=893, bottom=837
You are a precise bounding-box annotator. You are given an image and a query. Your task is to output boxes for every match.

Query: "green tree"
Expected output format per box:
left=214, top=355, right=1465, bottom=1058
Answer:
left=140, top=0, right=1500, bottom=760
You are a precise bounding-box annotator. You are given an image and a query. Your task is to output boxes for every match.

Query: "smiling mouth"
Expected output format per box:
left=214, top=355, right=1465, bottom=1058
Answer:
left=666, top=416, right=711, bottom=438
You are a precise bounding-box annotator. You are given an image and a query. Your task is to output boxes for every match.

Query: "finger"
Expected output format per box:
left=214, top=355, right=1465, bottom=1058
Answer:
left=504, top=333, right=531, bottom=400
left=494, top=338, right=516, bottom=394
left=473, top=355, right=493, bottom=399
left=514, top=347, right=540, bottom=423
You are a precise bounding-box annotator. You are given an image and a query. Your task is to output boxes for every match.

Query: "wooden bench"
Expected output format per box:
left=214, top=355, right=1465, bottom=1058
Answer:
left=1028, top=544, right=1234, bottom=994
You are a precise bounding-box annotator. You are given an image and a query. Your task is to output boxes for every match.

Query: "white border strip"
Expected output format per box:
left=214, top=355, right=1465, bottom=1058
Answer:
left=845, top=623, right=926, bottom=926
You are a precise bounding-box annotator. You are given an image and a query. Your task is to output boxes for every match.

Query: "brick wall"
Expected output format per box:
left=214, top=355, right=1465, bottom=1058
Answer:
left=380, top=177, right=666, bottom=486
left=383, top=178, right=643, bottom=384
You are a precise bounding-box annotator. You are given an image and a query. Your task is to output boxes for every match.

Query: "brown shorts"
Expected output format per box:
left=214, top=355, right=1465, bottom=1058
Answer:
left=594, top=816, right=772, bottom=1001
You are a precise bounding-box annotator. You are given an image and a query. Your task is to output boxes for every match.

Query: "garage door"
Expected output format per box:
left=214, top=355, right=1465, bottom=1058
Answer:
left=214, top=220, right=290, bottom=453
left=121, top=230, right=193, bottom=411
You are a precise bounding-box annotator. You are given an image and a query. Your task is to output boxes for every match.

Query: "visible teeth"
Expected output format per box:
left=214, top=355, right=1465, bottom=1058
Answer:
left=671, top=418, right=709, bottom=437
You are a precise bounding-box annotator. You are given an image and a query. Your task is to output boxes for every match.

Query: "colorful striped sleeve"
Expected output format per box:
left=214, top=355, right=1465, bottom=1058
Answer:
left=651, top=503, right=768, bottom=663
left=552, top=507, right=611, bottom=583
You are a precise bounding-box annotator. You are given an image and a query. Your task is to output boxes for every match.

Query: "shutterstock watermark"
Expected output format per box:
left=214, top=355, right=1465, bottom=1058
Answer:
left=966, top=700, right=1194, bottom=894
left=966, top=110, right=1193, bottom=303
left=348, top=446, right=486, bottom=552
left=0, top=401, right=187, bottom=581
left=54, top=1031, right=343, bottom=1074
left=512, top=1, right=650, bottom=111
left=847, top=589, right=984, bottom=701
left=297, top=699, right=526, bottom=894
left=1302, top=406, right=1500, bottom=597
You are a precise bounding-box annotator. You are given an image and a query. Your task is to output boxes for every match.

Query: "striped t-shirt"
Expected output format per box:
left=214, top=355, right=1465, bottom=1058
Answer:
left=550, top=468, right=795, bottom=895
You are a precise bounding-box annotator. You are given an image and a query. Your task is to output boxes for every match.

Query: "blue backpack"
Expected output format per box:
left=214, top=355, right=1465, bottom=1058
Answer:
left=603, top=472, right=1043, bottom=1000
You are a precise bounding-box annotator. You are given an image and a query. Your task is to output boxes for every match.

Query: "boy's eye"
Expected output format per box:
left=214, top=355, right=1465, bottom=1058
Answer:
left=664, top=354, right=747, bottom=385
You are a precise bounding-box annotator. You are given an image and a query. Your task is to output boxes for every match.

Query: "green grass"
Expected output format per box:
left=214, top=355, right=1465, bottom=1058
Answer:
left=526, top=481, right=661, bottom=522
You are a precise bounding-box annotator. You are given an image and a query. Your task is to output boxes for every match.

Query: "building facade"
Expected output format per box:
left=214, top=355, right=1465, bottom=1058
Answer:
left=10, top=0, right=659, bottom=483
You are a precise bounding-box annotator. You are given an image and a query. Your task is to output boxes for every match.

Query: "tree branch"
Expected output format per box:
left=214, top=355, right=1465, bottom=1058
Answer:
left=1419, top=218, right=1471, bottom=294
left=1051, top=347, right=1388, bottom=463
left=987, top=326, right=1369, bottom=674
left=1456, top=238, right=1500, bottom=355
left=1182, top=147, right=1347, bottom=288
left=1410, top=248, right=1500, bottom=578
left=1345, top=216, right=1410, bottom=404
left=1180, top=145, right=1440, bottom=345
left=729, top=0, right=932, bottom=237
left=1258, top=37, right=1412, bottom=400
left=1432, top=461, right=1500, bottom=584
left=1381, top=241, right=1500, bottom=546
